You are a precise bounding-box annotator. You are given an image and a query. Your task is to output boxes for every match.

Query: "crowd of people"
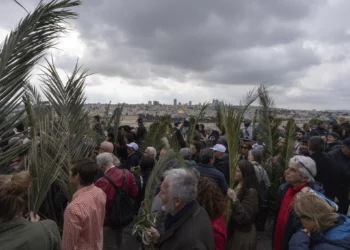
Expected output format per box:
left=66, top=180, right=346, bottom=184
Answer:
left=1, top=115, right=350, bottom=250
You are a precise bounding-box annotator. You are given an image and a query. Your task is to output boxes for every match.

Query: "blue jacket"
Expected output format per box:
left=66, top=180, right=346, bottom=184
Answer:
left=274, top=182, right=324, bottom=250
left=289, top=214, right=350, bottom=250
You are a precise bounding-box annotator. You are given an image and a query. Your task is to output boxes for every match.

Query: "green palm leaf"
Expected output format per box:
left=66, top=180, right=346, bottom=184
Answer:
left=257, top=85, right=282, bottom=162
left=187, top=102, right=209, bottom=144
left=219, top=88, right=258, bottom=222
left=0, top=0, right=81, bottom=136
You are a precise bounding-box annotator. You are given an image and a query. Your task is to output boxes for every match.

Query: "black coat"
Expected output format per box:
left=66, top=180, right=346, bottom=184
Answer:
left=120, top=153, right=140, bottom=171
left=328, top=146, right=350, bottom=186
left=214, top=154, right=230, bottom=185
left=195, top=163, right=228, bottom=195
left=158, top=201, right=214, bottom=250
left=311, top=152, right=340, bottom=199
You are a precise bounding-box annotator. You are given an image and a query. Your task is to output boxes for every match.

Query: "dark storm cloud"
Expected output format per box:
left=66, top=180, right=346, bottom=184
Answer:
left=2, top=0, right=350, bottom=109
left=70, top=0, right=323, bottom=86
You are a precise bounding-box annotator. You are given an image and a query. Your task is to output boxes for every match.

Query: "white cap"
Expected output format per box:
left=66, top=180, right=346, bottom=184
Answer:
left=212, top=144, right=226, bottom=153
left=127, top=142, right=139, bottom=151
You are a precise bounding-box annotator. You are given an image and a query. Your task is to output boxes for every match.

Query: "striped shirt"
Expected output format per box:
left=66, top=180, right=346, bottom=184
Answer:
left=62, top=184, right=106, bottom=250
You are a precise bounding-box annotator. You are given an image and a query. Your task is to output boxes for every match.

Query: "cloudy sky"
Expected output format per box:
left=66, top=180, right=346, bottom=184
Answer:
left=1, top=0, right=350, bottom=110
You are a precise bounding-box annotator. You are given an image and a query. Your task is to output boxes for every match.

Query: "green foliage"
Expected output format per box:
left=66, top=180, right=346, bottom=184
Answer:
left=0, top=0, right=81, bottom=137
left=140, top=115, right=172, bottom=154
left=279, top=119, right=295, bottom=170
left=257, top=85, right=282, bottom=162
left=187, top=102, right=209, bottom=144
left=219, top=88, right=258, bottom=222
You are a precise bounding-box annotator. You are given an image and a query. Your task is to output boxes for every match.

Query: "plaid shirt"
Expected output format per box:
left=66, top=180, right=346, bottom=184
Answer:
left=62, top=184, right=106, bottom=250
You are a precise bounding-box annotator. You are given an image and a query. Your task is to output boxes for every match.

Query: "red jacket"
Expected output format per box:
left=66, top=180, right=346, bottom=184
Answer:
left=211, top=216, right=227, bottom=250
left=95, top=167, right=138, bottom=226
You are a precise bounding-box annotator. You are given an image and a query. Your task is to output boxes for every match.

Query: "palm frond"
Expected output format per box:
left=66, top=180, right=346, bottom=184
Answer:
left=133, top=146, right=177, bottom=247
left=39, top=58, right=95, bottom=200
left=0, top=0, right=81, bottom=136
left=257, top=85, right=282, bottom=162
left=26, top=114, right=69, bottom=213
left=140, top=115, right=172, bottom=154
left=187, top=102, right=209, bottom=144
left=220, top=88, right=258, bottom=222
left=279, top=119, right=295, bottom=170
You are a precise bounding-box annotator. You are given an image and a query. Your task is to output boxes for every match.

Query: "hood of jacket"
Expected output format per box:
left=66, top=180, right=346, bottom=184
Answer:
left=312, top=214, right=350, bottom=249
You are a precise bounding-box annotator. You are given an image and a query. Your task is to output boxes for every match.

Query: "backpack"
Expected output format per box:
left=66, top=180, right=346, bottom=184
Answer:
left=104, top=170, right=134, bottom=229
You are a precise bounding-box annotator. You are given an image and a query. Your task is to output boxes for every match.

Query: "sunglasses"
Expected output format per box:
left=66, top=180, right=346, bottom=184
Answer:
left=241, top=146, right=248, bottom=149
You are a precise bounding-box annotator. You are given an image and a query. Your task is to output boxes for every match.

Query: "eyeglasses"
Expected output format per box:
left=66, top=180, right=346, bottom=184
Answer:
left=241, top=146, right=248, bottom=149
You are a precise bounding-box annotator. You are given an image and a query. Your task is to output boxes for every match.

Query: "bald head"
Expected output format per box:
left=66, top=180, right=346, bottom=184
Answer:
left=99, top=141, right=114, bottom=153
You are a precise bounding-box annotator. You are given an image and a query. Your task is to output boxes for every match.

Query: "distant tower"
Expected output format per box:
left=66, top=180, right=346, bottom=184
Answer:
left=148, top=101, right=152, bottom=105
left=174, top=99, right=177, bottom=106
left=189, top=101, right=192, bottom=106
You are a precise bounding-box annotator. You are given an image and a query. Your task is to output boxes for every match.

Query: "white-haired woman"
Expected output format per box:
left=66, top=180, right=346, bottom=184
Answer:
left=289, top=192, right=350, bottom=250
left=273, top=155, right=322, bottom=250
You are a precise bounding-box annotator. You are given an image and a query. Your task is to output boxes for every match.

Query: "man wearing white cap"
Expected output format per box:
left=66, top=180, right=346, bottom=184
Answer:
left=120, top=142, right=141, bottom=171
left=212, top=144, right=230, bottom=184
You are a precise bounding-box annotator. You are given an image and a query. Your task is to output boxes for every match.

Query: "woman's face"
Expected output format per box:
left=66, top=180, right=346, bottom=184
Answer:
left=235, top=167, right=243, bottom=182
left=298, top=215, right=316, bottom=233
left=240, top=144, right=249, bottom=155
left=327, top=135, right=335, bottom=143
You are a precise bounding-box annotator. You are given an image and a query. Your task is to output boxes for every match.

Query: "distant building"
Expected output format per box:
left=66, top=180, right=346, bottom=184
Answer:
left=174, top=99, right=177, bottom=106
left=153, top=101, right=160, bottom=105
left=179, top=102, right=182, bottom=105
left=148, top=101, right=152, bottom=105
left=189, top=101, right=192, bottom=106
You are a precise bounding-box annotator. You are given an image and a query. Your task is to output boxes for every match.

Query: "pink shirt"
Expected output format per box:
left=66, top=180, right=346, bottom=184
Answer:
left=62, top=184, right=106, bottom=250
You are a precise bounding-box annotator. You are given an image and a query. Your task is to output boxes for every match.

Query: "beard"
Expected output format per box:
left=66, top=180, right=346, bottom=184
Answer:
left=161, top=200, right=176, bottom=215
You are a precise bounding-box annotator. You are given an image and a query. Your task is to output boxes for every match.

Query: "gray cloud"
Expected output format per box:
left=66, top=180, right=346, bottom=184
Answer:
left=1, top=0, right=350, bottom=109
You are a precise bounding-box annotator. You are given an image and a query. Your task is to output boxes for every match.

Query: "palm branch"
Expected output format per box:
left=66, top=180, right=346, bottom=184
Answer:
left=219, top=88, right=258, bottom=222
left=40, top=58, right=95, bottom=199
left=140, top=115, right=172, bottom=154
left=279, top=119, right=295, bottom=170
left=0, top=0, right=81, bottom=137
left=257, top=85, right=282, bottom=163
left=25, top=114, right=70, bottom=213
left=187, top=102, right=209, bottom=144
left=133, top=139, right=178, bottom=248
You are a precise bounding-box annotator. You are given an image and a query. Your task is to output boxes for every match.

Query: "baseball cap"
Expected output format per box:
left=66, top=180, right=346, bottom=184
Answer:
left=343, top=138, right=350, bottom=148
left=212, top=144, right=226, bottom=153
left=127, top=142, right=139, bottom=151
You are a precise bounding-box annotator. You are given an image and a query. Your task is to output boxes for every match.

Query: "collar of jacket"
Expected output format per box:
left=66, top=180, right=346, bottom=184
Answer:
left=0, top=217, right=27, bottom=233
left=160, top=201, right=198, bottom=244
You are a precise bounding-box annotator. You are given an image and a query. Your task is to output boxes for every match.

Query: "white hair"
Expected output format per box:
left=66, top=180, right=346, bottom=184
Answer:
left=163, top=168, right=198, bottom=204
left=96, top=152, right=114, bottom=167
left=146, top=147, right=157, bottom=159
left=289, top=156, right=317, bottom=183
